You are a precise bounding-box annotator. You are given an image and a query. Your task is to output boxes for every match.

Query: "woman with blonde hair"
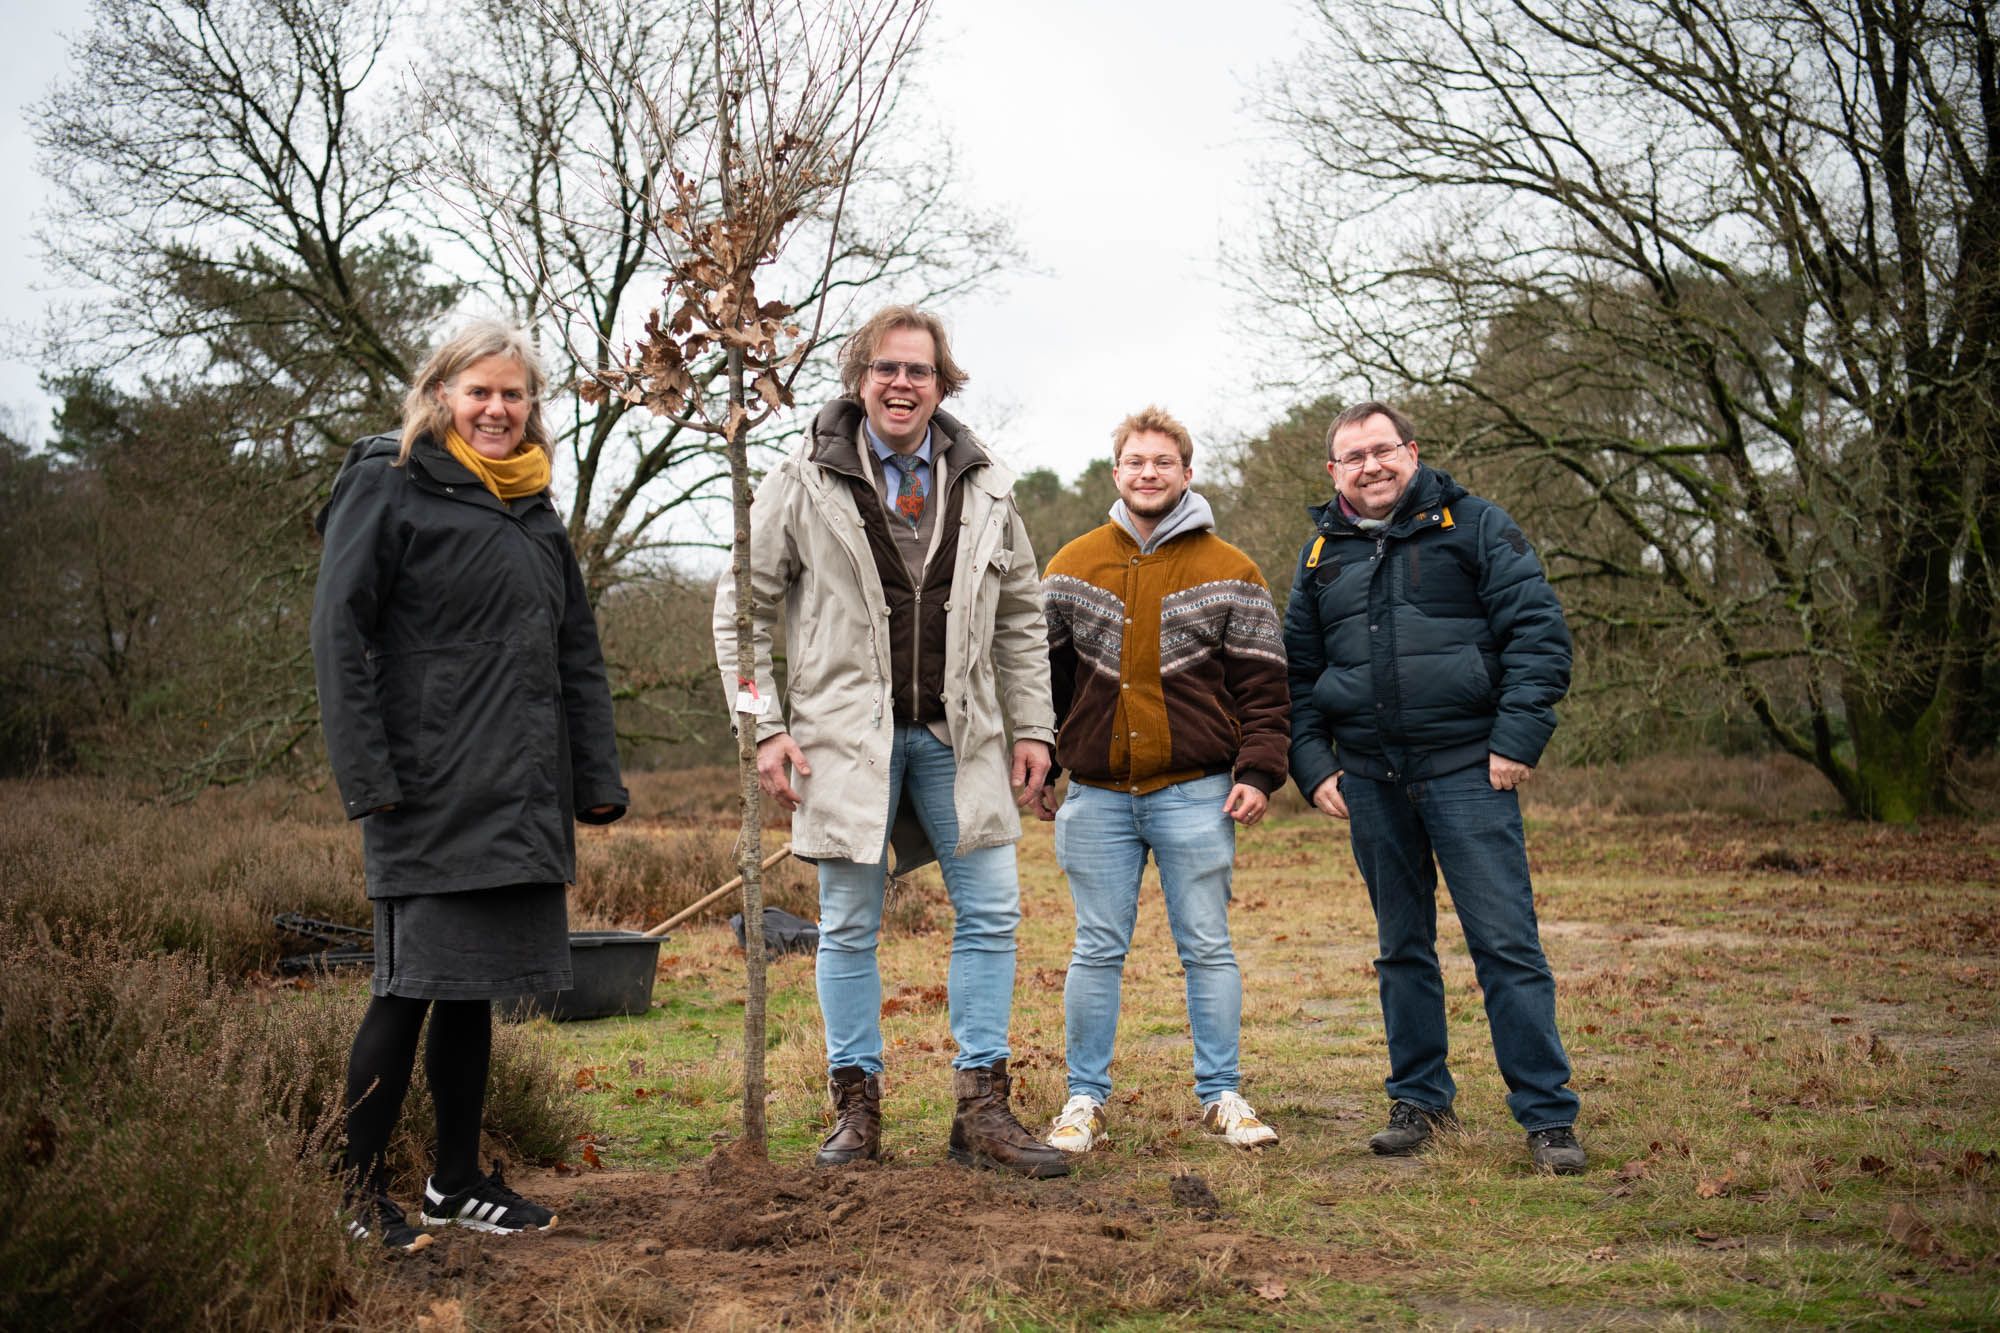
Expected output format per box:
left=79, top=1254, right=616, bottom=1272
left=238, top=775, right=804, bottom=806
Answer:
left=311, top=319, right=627, bottom=1250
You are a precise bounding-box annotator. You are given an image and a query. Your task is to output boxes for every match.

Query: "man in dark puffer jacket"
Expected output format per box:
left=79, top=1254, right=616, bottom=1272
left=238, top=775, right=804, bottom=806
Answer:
left=1284, top=401, right=1587, bottom=1175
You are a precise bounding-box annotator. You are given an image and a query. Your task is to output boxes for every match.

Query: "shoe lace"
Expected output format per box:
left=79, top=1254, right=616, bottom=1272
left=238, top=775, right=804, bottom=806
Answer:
left=480, top=1160, right=532, bottom=1208
left=1388, top=1100, right=1427, bottom=1130
left=1212, top=1091, right=1257, bottom=1124
left=1053, top=1096, right=1100, bottom=1130
left=1531, top=1126, right=1578, bottom=1149
left=345, top=1190, right=407, bottom=1231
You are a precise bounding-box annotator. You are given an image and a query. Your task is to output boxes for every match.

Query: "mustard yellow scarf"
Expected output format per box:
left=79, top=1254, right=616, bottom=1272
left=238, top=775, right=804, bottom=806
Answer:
left=444, top=429, right=551, bottom=500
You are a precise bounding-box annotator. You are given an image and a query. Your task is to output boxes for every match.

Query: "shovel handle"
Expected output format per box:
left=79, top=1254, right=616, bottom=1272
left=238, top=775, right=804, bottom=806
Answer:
left=644, top=843, right=794, bottom=937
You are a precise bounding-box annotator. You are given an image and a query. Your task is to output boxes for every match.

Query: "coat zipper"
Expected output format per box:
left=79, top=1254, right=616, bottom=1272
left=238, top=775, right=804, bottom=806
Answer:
left=909, top=584, right=922, bottom=720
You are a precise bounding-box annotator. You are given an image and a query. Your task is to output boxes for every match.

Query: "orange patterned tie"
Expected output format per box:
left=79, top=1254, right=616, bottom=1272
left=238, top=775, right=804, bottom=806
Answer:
left=888, top=454, right=924, bottom=530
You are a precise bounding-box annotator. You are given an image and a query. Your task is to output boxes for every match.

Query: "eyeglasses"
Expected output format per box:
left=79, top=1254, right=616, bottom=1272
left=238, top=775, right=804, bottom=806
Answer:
left=1332, top=440, right=1410, bottom=472
left=1115, top=453, right=1185, bottom=474
left=868, top=359, right=937, bottom=386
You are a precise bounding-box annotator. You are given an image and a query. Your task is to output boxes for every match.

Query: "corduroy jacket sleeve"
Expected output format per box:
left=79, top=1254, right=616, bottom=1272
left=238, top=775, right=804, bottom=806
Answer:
left=1221, top=573, right=1290, bottom=793
left=1041, top=564, right=1078, bottom=778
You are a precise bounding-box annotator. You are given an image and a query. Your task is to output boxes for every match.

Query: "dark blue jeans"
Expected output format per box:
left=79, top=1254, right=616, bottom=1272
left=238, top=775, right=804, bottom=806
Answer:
left=1342, top=765, right=1579, bottom=1130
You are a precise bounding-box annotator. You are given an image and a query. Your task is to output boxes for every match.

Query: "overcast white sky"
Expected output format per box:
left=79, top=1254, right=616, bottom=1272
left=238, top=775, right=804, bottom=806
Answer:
left=0, top=1, right=1312, bottom=480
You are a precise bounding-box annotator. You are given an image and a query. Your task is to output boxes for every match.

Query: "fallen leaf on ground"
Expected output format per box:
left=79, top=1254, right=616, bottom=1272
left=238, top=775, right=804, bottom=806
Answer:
left=582, top=1141, right=604, bottom=1169
left=1253, top=1279, right=1288, bottom=1301
left=1615, top=1159, right=1649, bottom=1182
left=1588, top=1245, right=1618, bottom=1262
left=1888, top=1203, right=1938, bottom=1257
left=1872, top=1292, right=1927, bottom=1310
left=1697, top=1233, right=1746, bottom=1250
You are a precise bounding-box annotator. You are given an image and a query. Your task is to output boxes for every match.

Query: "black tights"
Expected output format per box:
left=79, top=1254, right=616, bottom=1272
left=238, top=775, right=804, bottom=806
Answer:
left=339, top=995, right=491, bottom=1198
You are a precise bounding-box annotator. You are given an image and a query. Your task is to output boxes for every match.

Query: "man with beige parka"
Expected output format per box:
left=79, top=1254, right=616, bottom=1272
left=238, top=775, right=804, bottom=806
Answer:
left=713, top=304, right=1067, bottom=1179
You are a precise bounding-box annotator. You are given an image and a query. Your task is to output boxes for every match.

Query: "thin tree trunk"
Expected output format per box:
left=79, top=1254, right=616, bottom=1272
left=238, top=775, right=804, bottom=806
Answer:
left=717, top=1, right=767, bottom=1155
left=728, top=379, right=768, bottom=1153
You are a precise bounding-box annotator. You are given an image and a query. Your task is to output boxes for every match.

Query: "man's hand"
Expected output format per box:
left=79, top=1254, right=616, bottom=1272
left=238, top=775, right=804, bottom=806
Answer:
left=1222, top=783, right=1268, bottom=827
left=1310, top=772, right=1349, bottom=820
left=1488, top=753, right=1533, bottom=792
left=756, top=733, right=811, bottom=812
left=1029, top=782, right=1062, bottom=822
left=1011, top=739, right=1053, bottom=809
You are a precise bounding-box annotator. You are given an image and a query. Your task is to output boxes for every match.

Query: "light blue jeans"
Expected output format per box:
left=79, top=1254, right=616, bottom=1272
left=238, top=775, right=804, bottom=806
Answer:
left=815, top=724, right=1020, bottom=1075
left=1054, top=772, right=1242, bottom=1103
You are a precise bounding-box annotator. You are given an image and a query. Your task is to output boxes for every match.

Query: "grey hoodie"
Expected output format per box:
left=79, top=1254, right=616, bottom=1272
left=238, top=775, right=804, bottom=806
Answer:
left=1109, top=489, right=1216, bottom=554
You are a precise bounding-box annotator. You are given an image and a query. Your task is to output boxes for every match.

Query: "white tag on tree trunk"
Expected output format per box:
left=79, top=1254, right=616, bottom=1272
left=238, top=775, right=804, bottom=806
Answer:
left=734, top=678, right=769, bottom=716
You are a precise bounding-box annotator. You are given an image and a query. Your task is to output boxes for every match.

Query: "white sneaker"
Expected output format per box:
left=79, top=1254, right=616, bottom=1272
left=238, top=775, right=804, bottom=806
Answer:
left=1202, top=1090, right=1278, bottom=1149
left=1046, top=1094, right=1107, bottom=1153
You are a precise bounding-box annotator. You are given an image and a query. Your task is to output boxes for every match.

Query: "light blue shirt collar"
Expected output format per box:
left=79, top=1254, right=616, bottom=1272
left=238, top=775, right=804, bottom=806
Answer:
left=864, top=422, right=933, bottom=470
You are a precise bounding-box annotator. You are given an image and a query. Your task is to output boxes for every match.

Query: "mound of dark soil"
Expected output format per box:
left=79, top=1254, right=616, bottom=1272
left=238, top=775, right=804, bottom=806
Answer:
left=360, top=1145, right=1346, bottom=1329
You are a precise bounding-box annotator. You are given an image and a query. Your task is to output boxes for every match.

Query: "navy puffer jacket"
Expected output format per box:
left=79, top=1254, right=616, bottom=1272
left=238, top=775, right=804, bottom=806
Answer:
left=1283, top=465, right=1570, bottom=797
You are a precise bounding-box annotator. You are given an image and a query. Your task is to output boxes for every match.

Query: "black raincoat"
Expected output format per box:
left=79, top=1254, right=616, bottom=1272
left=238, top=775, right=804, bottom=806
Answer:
left=310, top=433, right=627, bottom=898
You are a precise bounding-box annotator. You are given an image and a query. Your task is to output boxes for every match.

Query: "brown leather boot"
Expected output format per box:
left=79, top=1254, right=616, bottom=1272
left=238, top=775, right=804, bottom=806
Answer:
left=947, top=1060, right=1071, bottom=1178
left=815, top=1066, right=881, bottom=1166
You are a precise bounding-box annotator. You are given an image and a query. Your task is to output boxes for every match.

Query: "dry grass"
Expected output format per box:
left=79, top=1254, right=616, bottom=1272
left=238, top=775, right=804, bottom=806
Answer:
left=552, top=778, right=2000, bottom=1328
left=5, top=758, right=1996, bottom=1328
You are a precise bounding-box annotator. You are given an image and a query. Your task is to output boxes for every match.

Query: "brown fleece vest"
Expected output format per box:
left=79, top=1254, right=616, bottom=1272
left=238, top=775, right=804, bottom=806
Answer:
left=843, top=454, right=966, bottom=725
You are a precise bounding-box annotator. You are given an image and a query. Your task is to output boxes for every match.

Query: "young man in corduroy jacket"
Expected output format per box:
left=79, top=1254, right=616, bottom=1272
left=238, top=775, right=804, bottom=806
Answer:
left=1034, top=406, right=1290, bottom=1154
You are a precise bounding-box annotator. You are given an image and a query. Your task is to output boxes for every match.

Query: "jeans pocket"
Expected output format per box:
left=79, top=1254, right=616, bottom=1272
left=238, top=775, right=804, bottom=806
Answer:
left=1053, top=791, right=1073, bottom=871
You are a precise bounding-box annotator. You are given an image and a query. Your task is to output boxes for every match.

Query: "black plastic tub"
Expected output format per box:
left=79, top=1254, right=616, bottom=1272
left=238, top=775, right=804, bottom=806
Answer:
left=500, top=930, right=664, bottom=1023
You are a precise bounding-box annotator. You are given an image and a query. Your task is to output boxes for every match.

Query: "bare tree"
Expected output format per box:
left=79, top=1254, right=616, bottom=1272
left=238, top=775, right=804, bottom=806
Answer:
left=27, top=0, right=1007, bottom=790
left=28, top=0, right=456, bottom=786
left=538, top=0, right=936, bottom=1153
left=34, top=0, right=451, bottom=441
left=1253, top=0, right=1999, bottom=819
left=429, top=0, right=1010, bottom=599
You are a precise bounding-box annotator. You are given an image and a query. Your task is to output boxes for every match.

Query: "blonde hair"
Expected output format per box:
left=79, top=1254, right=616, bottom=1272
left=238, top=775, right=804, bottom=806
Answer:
left=397, top=320, right=552, bottom=463
left=1111, top=405, right=1194, bottom=466
left=837, top=305, right=969, bottom=399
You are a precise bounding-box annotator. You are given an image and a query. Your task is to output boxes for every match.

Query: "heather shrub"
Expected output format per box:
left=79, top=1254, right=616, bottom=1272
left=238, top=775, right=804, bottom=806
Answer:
left=0, top=778, right=365, bottom=974
left=573, top=823, right=819, bottom=927
left=0, top=926, right=353, bottom=1330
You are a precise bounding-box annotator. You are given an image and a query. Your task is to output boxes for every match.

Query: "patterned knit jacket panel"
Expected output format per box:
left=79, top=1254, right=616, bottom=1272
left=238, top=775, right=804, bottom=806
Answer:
left=1043, top=522, right=1289, bottom=795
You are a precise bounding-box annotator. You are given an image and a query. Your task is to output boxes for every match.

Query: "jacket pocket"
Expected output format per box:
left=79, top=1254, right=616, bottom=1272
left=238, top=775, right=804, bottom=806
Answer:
left=415, top=651, right=467, bottom=785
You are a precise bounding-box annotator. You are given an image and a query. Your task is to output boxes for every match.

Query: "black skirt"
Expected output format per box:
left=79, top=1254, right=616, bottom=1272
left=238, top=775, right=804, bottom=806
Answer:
left=371, top=883, right=571, bottom=1001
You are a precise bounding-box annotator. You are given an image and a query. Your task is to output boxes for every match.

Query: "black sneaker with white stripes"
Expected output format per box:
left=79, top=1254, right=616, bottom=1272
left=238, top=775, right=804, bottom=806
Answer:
left=342, top=1192, right=433, bottom=1253
left=419, top=1162, right=557, bottom=1234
